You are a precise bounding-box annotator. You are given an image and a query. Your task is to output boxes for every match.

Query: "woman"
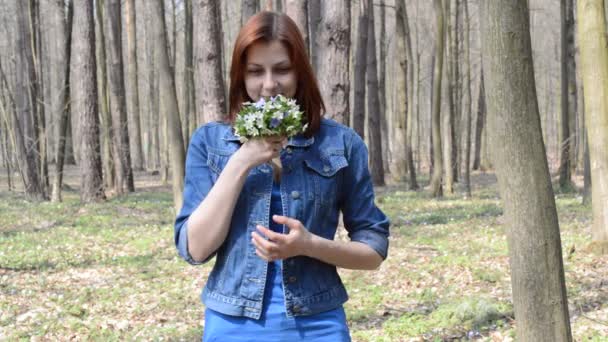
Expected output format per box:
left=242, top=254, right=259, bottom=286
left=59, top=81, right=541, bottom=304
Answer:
left=174, top=11, right=390, bottom=341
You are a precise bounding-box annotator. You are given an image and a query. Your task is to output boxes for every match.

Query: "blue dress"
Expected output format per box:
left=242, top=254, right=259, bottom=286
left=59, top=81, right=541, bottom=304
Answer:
left=202, top=180, right=351, bottom=342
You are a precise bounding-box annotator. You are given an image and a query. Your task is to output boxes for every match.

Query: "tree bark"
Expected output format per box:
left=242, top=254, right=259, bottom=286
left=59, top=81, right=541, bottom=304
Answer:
left=105, top=0, right=135, bottom=194
left=183, top=0, right=195, bottom=145
left=558, top=0, right=574, bottom=189
left=429, top=0, right=444, bottom=198
left=285, top=0, right=309, bottom=57
left=462, top=0, right=472, bottom=198
left=403, top=0, right=418, bottom=190
left=95, top=0, right=115, bottom=190
left=15, top=0, right=47, bottom=200
left=390, top=0, right=408, bottom=183
left=443, top=0, right=454, bottom=195
left=51, top=0, right=73, bottom=202
left=473, top=70, right=485, bottom=171
left=307, top=0, right=320, bottom=71
left=72, top=0, right=106, bottom=203
left=316, top=0, right=350, bottom=124
left=125, top=0, right=144, bottom=171
left=150, top=0, right=186, bottom=212
left=366, top=0, right=384, bottom=186
left=194, top=0, right=227, bottom=124
left=481, top=2, right=573, bottom=340
left=242, top=0, right=259, bottom=26
left=352, top=0, right=368, bottom=137
left=578, top=0, right=608, bottom=248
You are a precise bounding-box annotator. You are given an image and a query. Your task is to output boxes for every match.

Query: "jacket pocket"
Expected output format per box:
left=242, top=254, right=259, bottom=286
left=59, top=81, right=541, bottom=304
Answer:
left=207, top=147, right=233, bottom=182
left=303, top=149, right=348, bottom=208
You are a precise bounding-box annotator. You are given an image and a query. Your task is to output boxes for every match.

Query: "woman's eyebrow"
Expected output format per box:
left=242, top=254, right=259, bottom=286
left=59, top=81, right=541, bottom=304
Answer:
left=247, top=61, right=291, bottom=67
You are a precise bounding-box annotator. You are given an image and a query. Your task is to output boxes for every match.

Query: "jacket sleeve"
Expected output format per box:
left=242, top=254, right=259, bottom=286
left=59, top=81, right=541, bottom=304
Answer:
left=174, top=127, right=216, bottom=265
left=339, top=130, right=390, bottom=260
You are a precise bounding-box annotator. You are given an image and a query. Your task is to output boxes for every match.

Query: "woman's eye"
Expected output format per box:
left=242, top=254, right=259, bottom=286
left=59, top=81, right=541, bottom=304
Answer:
left=247, top=69, right=262, bottom=75
left=275, top=68, right=291, bottom=74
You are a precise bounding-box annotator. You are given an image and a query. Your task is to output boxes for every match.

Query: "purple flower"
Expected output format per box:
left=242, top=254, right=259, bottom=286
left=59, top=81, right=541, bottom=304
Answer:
left=270, top=118, right=281, bottom=128
left=282, top=111, right=289, bottom=119
left=254, top=98, right=266, bottom=109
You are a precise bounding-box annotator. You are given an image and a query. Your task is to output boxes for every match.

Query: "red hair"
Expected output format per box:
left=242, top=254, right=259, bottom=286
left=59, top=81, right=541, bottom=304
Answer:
left=227, top=11, right=324, bottom=137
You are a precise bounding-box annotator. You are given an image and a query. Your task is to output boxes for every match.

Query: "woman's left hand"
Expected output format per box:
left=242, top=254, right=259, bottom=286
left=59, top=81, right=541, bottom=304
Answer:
left=251, top=215, right=312, bottom=261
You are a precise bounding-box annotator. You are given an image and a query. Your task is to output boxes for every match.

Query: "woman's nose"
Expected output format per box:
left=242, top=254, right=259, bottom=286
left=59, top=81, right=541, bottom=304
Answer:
left=262, top=73, right=278, bottom=92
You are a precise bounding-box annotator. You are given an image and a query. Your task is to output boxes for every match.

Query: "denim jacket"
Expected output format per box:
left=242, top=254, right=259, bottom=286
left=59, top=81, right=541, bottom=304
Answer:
left=174, top=118, right=390, bottom=319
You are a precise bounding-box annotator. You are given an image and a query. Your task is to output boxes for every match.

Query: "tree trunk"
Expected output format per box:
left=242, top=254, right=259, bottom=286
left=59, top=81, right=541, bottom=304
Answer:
left=183, top=0, right=195, bottom=145
left=473, top=70, right=485, bottom=171
left=578, top=0, right=608, bottom=249
left=316, top=0, right=350, bottom=124
left=481, top=2, right=573, bottom=340
left=150, top=0, right=186, bottom=212
left=462, top=0, right=472, bottom=198
left=285, top=0, right=309, bottom=57
left=566, top=0, right=578, bottom=178
left=558, top=0, right=574, bottom=189
left=95, top=0, right=115, bottom=190
left=125, top=0, right=144, bottom=171
left=72, top=0, right=106, bottom=203
left=583, top=125, right=592, bottom=206
left=403, top=0, right=418, bottom=190
left=308, top=0, right=320, bottom=71
left=390, top=0, right=408, bottom=183
left=443, top=0, right=454, bottom=195
left=366, top=0, right=384, bottom=186
left=194, top=0, right=227, bottom=124
left=51, top=0, right=74, bottom=203
left=242, top=0, right=259, bottom=26
left=105, top=0, right=135, bottom=194
left=429, top=0, right=444, bottom=198
left=352, top=0, right=368, bottom=138
left=15, top=0, right=47, bottom=200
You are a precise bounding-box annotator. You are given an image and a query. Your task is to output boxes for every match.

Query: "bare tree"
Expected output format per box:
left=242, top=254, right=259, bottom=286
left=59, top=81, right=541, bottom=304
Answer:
left=150, top=0, right=186, bottom=212
left=51, top=0, right=74, bottom=202
left=352, top=0, right=368, bottom=137
left=390, top=0, right=408, bottom=182
left=125, top=0, right=144, bottom=171
left=462, top=0, right=472, bottom=198
left=72, top=0, right=105, bottom=202
left=366, top=0, right=384, bottom=186
left=105, top=0, right=135, bottom=194
left=285, top=0, right=309, bottom=56
left=429, top=0, right=445, bottom=198
left=481, top=1, right=572, bottom=340
left=316, top=0, right=350, bottom=124
left=578, top=0, right=608, bottom=250
left=242, top=0, right=259, bottom=26
left=194, top=0, right=226, bottom=123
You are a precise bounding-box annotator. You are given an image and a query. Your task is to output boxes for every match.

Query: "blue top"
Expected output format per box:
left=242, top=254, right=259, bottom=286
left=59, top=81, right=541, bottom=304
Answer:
left=202, top=181, right=351, bottom=341
left=175, top=119, right=390, bottom=319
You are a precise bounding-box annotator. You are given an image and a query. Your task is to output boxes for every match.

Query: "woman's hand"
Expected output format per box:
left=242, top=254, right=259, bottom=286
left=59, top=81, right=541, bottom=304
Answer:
left=231, top=136, right=287, bottom=171
left=251, top=215, right=312, bottom=261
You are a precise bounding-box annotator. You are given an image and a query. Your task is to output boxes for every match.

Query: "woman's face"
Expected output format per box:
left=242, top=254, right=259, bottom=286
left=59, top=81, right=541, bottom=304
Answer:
left=244, top=40, right=297, bottom=101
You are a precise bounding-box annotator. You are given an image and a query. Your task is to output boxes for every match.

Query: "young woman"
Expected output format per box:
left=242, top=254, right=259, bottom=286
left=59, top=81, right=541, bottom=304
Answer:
left=174, top=11, right=390, bottom=341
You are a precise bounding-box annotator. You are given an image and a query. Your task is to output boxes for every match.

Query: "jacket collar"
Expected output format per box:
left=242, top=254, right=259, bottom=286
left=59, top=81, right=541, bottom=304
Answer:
left=222, top=127, right=315, bottom=147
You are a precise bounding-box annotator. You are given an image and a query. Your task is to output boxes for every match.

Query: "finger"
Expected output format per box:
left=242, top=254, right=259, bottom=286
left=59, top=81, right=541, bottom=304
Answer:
left=252, top=231, right=279, bottom=253
left=272, top=215, right=301, bottom=231
left=256, top=225, right=287, bottom=243
left=255, top=248, right=272, bottom=262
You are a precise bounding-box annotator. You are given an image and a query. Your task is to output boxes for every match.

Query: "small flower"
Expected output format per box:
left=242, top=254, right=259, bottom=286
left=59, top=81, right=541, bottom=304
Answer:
left=254, top=98, right=266, bottom=109
left=270, top=118, right=281, bottom=128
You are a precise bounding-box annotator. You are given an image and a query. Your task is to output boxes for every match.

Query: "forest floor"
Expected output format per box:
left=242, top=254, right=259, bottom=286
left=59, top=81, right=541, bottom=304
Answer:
left=0, top=166, right=606, bottom=341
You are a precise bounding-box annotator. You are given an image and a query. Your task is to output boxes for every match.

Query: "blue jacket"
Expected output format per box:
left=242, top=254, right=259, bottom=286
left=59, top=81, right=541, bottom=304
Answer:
left=174, top=118, right=390, bottom=319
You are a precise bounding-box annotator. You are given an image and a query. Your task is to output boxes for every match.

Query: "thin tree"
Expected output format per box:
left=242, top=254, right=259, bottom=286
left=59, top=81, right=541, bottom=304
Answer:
left=285, top=0, right=309, bottom=57
left=558, top=0, right=575, bottom=189
left=125, top=0, right=144, bottom=171
left=51, top=0, right=73, bottom=202
left=472, top=69, right=485, bottom=171
left=443, top=0, right=455, bottom=195
left=391, top=0, right=408, bottom=182
left=150, top=0, right=186, bottom=212
left=403, top=0, right=418, bottom=190
left=183, top=0, right=195, bottom=144
left=105, top=0, right=135, bottom=194
left=307, top=0, right=320, bottom=71
left=578, top=0, right=608, bottom=251
left=429, top=0, right=445, bottom=198
left=366, top=0, right=384, bottom=186
left=481, top=2, right=572, bottom=340
left=352, top=0, right=368, bottom=137
left=242, top=0, right=259, bottom=26
left=194, top=0, right=226, bottom=123
left=462, top=0, right=472, bottom=198
left=14, top=0, right=47, bottom=200
left=72, top=0, right=105, bottom=202
left=316, top=0, right=350, bottom=124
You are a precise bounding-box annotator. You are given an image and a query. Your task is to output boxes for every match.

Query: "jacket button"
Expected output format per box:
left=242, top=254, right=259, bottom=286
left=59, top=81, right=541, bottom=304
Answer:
left=292, top=305, right=301, bottom=313
left=288, top=276, right=297, bottom=283
left=291, top=191, right=300, bottom=199
left=323, top=165, right=330, bottom=173
left=286, top=147, right=293, bottom=154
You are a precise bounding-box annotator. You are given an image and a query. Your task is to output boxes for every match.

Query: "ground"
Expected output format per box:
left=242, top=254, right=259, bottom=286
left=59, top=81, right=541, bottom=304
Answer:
left=0, top=166, right=606, bottom=341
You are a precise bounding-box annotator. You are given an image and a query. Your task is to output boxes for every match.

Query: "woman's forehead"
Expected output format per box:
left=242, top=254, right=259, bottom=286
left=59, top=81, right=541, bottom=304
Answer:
left=246, top=40, right=291, bottom=64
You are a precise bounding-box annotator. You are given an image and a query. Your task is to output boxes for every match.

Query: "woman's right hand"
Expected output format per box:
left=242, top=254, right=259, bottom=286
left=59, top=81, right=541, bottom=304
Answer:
left=231, top=136, right=287, bottom=171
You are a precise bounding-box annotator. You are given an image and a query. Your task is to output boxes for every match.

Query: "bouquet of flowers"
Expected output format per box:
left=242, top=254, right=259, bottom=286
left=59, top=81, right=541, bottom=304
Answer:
left=233, top=94, right=308, bottom=143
